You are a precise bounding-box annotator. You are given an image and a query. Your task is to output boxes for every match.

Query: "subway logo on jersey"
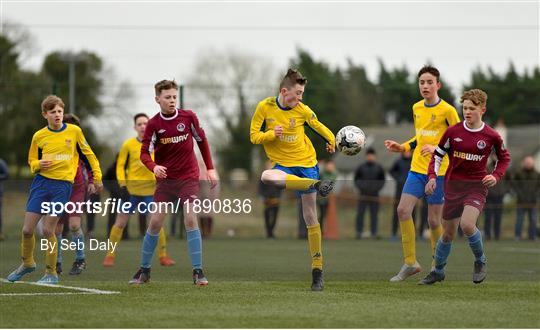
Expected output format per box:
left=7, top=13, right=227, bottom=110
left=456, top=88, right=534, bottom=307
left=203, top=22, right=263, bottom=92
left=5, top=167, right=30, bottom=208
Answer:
left=453, top=151, right=485, bottom=161
left=160, top=134, right=189, bottom=144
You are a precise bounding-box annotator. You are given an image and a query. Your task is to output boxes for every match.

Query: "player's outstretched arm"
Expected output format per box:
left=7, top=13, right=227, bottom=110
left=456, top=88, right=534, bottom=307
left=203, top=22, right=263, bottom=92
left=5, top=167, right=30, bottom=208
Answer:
left=250, top=103, right=276, bottom=145
left=384, top=140, right=405, bottom=153
left=75, top=126, right=103, bottom=191
left=303, top=107, right=335, bottom=153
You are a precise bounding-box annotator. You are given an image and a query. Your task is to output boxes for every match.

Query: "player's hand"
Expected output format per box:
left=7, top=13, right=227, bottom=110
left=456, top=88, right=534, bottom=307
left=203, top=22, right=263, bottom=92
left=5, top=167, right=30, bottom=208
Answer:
left=482, top=174, right=497, bottom=187
left=87, top=183, right=97, bottom=195
left=384, top=140, right=404, bottom=153
left=93, top=181, right=104, bottom=194
left=153, top=165, right=167, bottom=179
left=421, top=144, right=435, bottom=157
left=274, top=125, right=283, bottom=137
left=207, top=169, right=219, bottom=189
left=326, top=143, right=335, bottom=154
left=39, top=160, right=53, bottom=169
left=425, top=178, right=437, bottom=195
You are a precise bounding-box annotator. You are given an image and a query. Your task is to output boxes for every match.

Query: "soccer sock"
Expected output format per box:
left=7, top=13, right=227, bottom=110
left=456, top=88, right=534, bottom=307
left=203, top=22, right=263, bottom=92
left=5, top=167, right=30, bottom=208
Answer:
left=307, top=224, right=323, bottom=270
left=44, top=235, right=58, bottom=275
left=56, top=234, right=63, bottom=264
left=21, top=233, right=35, bottom=267
left=430, top=225, right=443, bottom=256
left=466, top=228, right=487, bottom=263
left=140, top=230, right=159, bottom=268
left=72, top=228, right=85, bottom=261
left=186, top=229, right=203, bottom=269
left=434, top=238, right=452, bottom=274
left=399, top=218, right=416, bottom=266
left=285, top=174, right=318, bottom=191
left=158, top=227, right=167, bottom=258
left=107, top=225, right=123, bottom=257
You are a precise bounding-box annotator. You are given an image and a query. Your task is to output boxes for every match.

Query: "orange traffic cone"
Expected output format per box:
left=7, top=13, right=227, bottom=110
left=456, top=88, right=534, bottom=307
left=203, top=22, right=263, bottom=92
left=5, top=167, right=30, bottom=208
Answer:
left=323, top=194, right=339, bottom=239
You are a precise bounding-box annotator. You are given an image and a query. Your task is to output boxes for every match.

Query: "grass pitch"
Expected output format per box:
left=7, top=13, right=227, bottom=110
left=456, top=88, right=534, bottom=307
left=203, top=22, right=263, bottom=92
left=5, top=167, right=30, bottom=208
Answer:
left=1, top=237, right=539, bottom=328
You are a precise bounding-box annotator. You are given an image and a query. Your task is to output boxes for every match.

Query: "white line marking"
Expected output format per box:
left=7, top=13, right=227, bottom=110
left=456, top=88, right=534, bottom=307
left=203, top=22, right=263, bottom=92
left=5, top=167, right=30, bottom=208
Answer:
left=1, top=278, right=120, bottom=295
left=1, top=292, right=95, bottom=296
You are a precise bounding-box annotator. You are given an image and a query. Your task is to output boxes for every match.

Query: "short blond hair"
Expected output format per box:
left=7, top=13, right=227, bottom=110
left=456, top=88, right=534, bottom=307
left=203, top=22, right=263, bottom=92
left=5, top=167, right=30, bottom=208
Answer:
left=41, top=95, right=65, bottom=112
left=460, top=89, right=488, bottom=107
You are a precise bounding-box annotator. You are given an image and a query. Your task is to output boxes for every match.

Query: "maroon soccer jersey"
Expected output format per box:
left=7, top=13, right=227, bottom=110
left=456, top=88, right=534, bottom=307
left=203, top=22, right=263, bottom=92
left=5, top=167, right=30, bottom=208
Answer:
left=428, top=121, right=510, bottom=185
left=141, top=109, right=214, bottom=180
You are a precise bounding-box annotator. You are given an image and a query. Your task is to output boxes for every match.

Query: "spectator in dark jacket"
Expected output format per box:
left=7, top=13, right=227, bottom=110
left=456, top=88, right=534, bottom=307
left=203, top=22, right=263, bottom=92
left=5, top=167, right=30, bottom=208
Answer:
left=354, top=148, right=386, bottom=239
left=512, top=155, right=540, bottom=240
left=389, top=151, right=412, bottom=239
left=484, top=155, right=510, bottom=240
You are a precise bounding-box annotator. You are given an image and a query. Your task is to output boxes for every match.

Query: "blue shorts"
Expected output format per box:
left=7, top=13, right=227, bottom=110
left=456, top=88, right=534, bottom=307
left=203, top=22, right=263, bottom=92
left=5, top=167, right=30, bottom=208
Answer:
left=273, top=164, right=320, bottom=196
left=120, top=195, right=154, bottom=214
left=26, top=175, right=73, bottom=215
left=402, top=171, right=445, bottom=204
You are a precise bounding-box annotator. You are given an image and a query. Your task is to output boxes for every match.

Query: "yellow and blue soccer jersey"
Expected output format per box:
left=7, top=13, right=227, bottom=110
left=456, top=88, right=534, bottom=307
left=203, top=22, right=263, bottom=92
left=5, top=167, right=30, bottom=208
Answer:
left=28, top=123, right=102, bottom=183
left=401, top=99, right=460, bottom=175
left=116, top=137, right=156, bottom=196
left=250, top=97, right=335, bottom=168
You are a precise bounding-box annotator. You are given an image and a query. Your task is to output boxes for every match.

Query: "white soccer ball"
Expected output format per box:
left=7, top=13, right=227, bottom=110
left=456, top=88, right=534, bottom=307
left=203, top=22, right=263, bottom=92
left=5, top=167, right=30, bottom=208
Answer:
left=335, top=125, right=366, bottom=156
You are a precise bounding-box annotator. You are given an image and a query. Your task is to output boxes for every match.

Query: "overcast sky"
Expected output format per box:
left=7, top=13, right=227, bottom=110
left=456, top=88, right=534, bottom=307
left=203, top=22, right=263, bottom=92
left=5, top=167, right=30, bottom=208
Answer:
left=2, top=0, right=539, bottom=142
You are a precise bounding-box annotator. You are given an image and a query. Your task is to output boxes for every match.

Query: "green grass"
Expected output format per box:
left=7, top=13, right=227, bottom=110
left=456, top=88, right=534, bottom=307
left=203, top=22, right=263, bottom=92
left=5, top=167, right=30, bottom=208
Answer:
left=1, top=237, right=539, bottom=328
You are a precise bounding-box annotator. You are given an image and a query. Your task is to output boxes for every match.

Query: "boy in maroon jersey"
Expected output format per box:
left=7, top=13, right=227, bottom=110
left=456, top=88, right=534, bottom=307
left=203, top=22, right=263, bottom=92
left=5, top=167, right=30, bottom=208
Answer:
left=129, top=80, right=218, bottom=285
left=419, top=89, right=510, bottom=285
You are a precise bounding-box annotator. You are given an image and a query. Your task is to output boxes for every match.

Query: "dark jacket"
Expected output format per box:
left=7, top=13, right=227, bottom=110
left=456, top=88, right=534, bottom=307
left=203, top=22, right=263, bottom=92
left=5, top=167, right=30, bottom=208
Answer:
left=354, top=161, right=386, bottom=196
left=389, top=156, right=411, bottom=188
left=512, top=168, right=540, bottom=204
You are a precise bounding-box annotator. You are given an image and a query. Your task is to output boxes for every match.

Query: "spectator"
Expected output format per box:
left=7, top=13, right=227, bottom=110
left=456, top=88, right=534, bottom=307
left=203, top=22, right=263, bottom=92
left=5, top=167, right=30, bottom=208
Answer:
left=317, top=159, right=338, bottom=234
left=354, top=148, right=386, bottom=239
left=512, top=155, right=540, bottom=240
left=389, top=151, right=412, bottom=239
left=0, top=158, right=8, bottom=241
left=259, top=160, right=283, bottom=238
left=484, top=155, right=510, bottom=240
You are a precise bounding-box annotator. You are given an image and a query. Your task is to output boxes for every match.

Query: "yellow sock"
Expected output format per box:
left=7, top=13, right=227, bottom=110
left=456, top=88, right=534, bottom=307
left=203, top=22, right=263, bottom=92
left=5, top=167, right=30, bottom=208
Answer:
left=285, top=174, right=318, bottom=191
left=430, top=225, right=443, bottom=256
left=44, top=235, right=57, bottom=275
left=307, top=224, right=323, bottom=270
left=399, top=219, right=416, bottom=266
left=21, top=233, right=35, bottom=267
left=158, top=227, right=167, bottom=258
left=107, top=225, right=123, bottom=257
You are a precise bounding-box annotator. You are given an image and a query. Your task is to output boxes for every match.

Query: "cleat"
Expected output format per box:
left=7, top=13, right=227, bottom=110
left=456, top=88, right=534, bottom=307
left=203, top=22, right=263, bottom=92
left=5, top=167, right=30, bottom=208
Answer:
left=193, top=269, right=209, bottom=286
left=390, top=261, right=422, bottom=282
left=7, top=264, right=36, bottom=282
left=129, top=267, right=151, bottom=285
left=37, top=273, right=59, bottom=284
left=56, top=262, right=62, bottom=275
left=102, top=255, right=115, bottom=267
left=473, top=261, right=487, bottom=284
left=311, top=268, right=324, bottom=291
left=69, top=259, right=87, bottom=275
left=313, top=180, right=334, bottom=197
left=418, top=270, right=445, bottom=285
left=159, top=255, right=176, bottom=267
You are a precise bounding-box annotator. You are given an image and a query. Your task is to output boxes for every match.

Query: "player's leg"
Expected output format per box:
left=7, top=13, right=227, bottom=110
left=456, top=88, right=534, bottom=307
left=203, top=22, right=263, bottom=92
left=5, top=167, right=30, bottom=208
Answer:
left=38, top=214, right=61, bottom=283
left=7, top=212, right=42, bottom=281
left=55, top=220, right=64, bottom=275
left=262, top=167, right=333, bottom=197
left=426, top=175, right=445, bottom=261
left=301, top=192, right=324, bottom=291
left=460, top=205, right=487, bottom=283
left=390, top=172, right=423, bottom=281
left=68, top=215, right=86, bottom=275
left=418, top=217, right=459, bottom=285
left=184, top=202, right=208, bottom=285
left=103, top=212, right=129, bottom=266
left=129, top=211, right=167, bottom=284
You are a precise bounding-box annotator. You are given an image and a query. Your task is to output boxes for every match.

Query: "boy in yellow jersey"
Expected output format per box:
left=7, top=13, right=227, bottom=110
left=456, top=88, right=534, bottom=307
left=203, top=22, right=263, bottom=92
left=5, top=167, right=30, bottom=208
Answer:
left=384, top=65, right=460, bottom=282
left=103, top=113, right=175, bottom=267
left=250, top=69, right=336, bottom=291
left=7, top=95, right=102, bottom=284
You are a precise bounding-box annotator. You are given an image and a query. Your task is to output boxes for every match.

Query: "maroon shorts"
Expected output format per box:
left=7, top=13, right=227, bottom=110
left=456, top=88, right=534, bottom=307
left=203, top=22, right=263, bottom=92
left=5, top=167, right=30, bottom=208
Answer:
left=443, top=185, right=487, bottom=220
left=59, top=183, right=86, bottom=224
left=154, top=179, right=199, bottom=204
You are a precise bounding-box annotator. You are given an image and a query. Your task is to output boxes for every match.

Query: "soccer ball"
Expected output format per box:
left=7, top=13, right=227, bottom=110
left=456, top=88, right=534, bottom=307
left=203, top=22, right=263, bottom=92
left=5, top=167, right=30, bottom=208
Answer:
left=335, top=125, right=366, bottom=156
